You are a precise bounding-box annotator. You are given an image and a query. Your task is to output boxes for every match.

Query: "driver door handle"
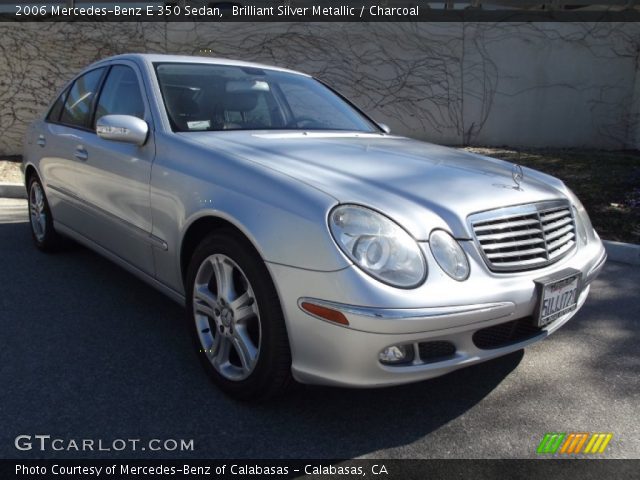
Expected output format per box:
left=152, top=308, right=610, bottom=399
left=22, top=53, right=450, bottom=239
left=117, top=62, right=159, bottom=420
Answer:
left=74, top=146, right=89, bottom=161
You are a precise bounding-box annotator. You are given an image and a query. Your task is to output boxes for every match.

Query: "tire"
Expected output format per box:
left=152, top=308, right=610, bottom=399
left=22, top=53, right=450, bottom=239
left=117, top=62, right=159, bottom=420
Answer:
left=185, top=229, right=294, bottom=401
left=28, top=175, right=62, bottom=252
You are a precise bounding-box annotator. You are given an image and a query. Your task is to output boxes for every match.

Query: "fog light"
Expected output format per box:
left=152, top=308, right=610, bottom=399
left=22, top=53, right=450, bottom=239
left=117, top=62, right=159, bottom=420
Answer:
left=379, top=344, right=414, bottom=365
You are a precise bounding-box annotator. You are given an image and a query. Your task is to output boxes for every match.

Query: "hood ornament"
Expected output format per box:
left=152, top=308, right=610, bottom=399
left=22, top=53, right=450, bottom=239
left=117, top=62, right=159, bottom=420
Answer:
left=512, top=164, right=524, bottom=190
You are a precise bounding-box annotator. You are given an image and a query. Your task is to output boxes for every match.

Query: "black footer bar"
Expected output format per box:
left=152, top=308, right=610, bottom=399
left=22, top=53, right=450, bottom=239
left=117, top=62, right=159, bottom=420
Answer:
left=3, top=459, right=639, bottom=480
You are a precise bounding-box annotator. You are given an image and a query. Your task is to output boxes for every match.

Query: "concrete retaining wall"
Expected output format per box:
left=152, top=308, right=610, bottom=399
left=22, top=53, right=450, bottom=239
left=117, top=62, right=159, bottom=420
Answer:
left=0, top=22, right=639, bottom=155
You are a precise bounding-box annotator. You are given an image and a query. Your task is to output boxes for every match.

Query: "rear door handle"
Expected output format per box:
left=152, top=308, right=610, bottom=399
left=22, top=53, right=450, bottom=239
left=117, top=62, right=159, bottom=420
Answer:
left=37, top=135, right=46, bottom=147
left=74, top=146, right=88, bottom=161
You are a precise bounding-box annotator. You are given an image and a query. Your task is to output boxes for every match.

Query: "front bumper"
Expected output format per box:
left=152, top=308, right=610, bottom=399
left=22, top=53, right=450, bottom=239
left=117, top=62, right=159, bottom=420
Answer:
left=267, top=236, right=606, bottom=387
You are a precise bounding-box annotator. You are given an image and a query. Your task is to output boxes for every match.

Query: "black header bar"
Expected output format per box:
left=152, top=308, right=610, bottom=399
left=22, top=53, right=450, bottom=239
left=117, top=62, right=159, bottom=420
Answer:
left=3, top=1, right=640, bottom=21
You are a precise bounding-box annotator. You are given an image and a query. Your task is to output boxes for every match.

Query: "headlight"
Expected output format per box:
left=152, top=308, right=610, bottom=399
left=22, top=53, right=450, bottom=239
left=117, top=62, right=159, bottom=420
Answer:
left=429, top=230, right=470, bottom=281
left=573, top=206, right=588, bottom=246
left=568, top=188, right=595, bottom=245
left=329, top=205, right=427, bottom=288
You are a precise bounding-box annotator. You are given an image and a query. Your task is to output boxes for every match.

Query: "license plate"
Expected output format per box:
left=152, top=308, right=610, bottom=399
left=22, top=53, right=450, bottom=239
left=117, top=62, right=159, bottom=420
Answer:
left=535, top=270, right=581, bottom=327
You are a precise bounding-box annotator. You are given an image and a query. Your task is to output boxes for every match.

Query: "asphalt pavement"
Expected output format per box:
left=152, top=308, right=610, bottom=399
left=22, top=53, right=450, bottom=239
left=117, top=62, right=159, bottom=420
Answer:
left=0, top=198, right=638, bottom=459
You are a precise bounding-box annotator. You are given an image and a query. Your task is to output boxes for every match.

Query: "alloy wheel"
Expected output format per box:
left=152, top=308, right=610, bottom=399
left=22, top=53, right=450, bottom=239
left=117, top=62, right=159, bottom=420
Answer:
left=29, top=181, right=46, bottom=242
left=192, top=253, right=261, bottom=381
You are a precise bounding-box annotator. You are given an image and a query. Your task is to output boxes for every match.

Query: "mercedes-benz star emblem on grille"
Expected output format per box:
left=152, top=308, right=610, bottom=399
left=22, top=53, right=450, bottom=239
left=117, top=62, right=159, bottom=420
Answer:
left=512, top=164, right=524, bottom=189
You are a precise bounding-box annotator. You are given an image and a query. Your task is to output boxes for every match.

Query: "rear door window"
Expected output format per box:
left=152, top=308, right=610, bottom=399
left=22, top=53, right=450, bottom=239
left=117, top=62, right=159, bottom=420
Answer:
left=60, top=68, right=105, bottom=129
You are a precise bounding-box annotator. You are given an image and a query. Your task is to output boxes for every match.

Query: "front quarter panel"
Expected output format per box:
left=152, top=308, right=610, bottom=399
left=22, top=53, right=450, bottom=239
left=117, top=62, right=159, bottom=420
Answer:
left=149, top=133, right=349, bottom=295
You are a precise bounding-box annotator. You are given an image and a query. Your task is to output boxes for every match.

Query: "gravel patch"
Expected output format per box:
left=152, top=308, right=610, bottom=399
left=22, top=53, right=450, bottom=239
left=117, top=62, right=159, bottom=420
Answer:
left=0, top=160, right=23, bottom=184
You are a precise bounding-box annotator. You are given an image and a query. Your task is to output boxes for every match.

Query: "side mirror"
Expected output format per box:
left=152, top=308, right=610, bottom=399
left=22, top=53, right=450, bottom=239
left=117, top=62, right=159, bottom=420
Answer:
left=377, top=122, right=391, bottom=134
left=96, top=115, right=149, bottom=146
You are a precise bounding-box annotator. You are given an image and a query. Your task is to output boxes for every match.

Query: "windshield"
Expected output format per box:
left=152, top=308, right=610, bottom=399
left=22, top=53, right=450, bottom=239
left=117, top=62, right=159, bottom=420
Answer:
left=154, top=63, right=378, bottom=133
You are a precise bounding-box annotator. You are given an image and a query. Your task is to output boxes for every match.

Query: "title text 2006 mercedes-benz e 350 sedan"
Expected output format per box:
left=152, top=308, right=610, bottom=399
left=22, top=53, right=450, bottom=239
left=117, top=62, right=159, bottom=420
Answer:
left=23, top=54, right=606, bottom=400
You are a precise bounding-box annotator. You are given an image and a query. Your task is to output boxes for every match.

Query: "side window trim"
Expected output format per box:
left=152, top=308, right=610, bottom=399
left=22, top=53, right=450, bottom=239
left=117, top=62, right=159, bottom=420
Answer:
left=50, top=66, right=108, bottom=133
left=90, top=65, right=114, bottom=129
left=88, top=65, right=112, bottom=130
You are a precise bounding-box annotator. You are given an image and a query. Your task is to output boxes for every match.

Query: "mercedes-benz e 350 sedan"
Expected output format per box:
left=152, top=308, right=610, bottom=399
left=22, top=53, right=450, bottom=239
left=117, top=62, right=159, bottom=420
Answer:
left=23, top=54, right=606, bottom=400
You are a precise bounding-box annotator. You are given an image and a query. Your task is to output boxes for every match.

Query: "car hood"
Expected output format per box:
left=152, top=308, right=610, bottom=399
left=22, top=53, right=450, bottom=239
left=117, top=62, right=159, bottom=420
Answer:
left=182, top=131, right=568, bottom=240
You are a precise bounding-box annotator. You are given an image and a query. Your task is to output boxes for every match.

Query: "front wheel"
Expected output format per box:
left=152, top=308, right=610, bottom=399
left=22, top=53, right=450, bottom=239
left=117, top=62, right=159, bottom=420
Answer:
left=185, top=230, right=293, bottom=401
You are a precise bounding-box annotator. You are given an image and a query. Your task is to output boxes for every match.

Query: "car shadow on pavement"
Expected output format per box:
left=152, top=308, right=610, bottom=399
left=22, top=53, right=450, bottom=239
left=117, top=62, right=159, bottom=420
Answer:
left=0, top=219, right=522, bottom=459
left=259, top=351, right=524, bottom=458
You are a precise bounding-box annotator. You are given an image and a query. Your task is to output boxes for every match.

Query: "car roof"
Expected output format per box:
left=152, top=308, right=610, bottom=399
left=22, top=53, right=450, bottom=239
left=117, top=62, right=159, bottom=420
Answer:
left=90, top=53, right=309, bottom=77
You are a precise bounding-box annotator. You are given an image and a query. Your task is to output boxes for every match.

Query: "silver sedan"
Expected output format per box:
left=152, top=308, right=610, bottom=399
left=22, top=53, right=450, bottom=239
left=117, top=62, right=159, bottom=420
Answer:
left=22, top=54, right=606, bottom=400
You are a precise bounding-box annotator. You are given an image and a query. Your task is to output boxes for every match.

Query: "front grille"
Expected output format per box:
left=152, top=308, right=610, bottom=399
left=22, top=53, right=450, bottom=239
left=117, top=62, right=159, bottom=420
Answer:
left=473, top=317, right=543, bottom=350
left=418, top=341, right=456, bottom=363
left=470, top=201, right=576, bottom=272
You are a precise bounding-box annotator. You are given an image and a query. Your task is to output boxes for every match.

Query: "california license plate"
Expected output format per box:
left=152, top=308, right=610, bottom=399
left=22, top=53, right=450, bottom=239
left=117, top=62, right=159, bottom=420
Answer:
left=535, top=269, right=581, bottom=327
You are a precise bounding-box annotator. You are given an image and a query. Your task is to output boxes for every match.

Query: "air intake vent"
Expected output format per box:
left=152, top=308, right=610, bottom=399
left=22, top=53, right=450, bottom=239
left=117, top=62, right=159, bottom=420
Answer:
left=470, top=201, right=576, bottom=272
left=473, top=318, right=543, bottom=350
left=418, top=341, right=456, bottom=363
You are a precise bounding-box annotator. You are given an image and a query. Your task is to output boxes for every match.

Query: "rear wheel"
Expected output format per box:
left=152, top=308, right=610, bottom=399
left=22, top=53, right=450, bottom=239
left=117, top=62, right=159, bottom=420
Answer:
left=28, top=176, right=62, bottom=252
left=186, top=230, right=293, bottom=401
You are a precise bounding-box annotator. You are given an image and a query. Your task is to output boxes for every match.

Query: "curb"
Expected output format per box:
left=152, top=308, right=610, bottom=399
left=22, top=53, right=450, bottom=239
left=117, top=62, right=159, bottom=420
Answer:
left=603, top=240, right=640, bottom=266
left=0, top=182, right=26, bottom=200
